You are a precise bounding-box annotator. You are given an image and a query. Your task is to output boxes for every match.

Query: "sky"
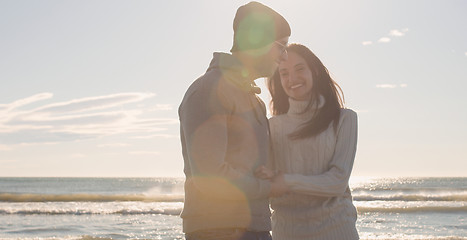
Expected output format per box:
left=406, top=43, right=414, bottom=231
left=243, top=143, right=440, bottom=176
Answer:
left=1, top=0, right=466, bottom=178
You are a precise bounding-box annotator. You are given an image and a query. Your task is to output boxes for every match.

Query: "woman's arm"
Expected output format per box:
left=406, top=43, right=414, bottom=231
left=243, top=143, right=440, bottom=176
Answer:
left=283, top=109, right=358, bottom=197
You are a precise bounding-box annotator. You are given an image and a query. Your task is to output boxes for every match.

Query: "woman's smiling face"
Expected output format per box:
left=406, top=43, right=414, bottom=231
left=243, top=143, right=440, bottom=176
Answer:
left=278, top=51, right=313, bottom=101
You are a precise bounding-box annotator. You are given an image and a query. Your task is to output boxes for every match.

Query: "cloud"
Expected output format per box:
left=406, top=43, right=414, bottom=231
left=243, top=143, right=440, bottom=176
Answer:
left=98, top=143, right=130, bottom=148
left=389, top=28, right=409, bottom=37
left=0, top=129, right=97, bottom=145
left=465, top=52, right=467, bottom=56
left=376, top=84, right=397, bottom=88
left=70, top=153, right=86, bottom=159
left=150, top=104, right=173, bottom=111
left=389, top=30, right=404, bottom=37
left=0, top=159, right=17, bottom=163
left=378, top=37, right=391, bottom=43
left=364, top=28, right=408, bottom=45
left=0, top=144, right=12, bottom=151
left=33, top=92, right=155, bottom=114
left=0, top=93, right=53, bottom=112
left=131, top=134, right=179, bottom=139
left=9, top=111, right=129, bottom=127
left=129, top=151, right=160, bottom=155
left=0, top=92, right=178, bottom=145
left=376, top=84, right=408, bottom=89
left=133, top=118, right=179, bottom=126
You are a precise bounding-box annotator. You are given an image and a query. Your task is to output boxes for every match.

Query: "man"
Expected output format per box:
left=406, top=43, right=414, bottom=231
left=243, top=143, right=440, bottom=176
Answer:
left=179, top=2, right=290, bottom=239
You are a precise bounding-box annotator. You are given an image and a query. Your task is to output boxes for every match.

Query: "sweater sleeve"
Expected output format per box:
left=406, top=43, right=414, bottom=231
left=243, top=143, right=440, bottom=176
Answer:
left=179, top=80, right=271, bottom=200
left=283, top=109, right=358, bottom=197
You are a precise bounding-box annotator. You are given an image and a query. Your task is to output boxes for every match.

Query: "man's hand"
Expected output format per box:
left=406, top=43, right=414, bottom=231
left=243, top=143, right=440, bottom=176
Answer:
left=255, top=165, right=275, bottom=179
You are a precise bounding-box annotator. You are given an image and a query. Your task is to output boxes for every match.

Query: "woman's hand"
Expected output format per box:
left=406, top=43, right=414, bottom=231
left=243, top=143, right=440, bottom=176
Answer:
left=270, top=172, right=288, bottom=197
left=255, top=165, right=289, bottom=197
left=255, top=165, right=275, bottom=179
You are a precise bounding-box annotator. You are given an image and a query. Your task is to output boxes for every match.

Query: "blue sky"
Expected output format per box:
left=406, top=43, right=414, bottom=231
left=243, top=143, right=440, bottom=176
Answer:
left=1, top=0, right=466, bottom=177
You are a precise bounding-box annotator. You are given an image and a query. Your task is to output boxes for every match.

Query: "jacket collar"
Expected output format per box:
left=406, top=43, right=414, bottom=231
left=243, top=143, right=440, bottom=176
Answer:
left=207, top=52, right=260, bottom=94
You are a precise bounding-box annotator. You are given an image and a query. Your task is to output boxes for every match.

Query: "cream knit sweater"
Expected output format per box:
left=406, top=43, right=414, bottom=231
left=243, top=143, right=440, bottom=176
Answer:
left=269, top=97, right=359, bottom=240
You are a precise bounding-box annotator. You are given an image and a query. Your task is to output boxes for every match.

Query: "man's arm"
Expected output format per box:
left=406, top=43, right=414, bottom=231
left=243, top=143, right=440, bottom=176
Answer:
left=180, top=84, right=271, bottom=200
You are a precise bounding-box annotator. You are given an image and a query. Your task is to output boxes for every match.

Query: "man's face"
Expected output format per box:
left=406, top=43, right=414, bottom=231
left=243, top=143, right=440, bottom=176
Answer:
left=253, top=36, right=289, bottom=78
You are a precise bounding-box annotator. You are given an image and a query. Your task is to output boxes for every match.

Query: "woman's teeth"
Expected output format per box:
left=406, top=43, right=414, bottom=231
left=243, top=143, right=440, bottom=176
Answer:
left=291, top=84, right=303, bottom=89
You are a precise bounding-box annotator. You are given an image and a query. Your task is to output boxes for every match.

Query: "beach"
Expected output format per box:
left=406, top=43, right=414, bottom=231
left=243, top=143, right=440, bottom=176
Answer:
left=0, top=177, right=466, bottom=239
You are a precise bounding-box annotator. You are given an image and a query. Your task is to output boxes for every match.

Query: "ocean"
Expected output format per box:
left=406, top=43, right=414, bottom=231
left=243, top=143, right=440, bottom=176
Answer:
left=0, top=177, right=465, bottom=240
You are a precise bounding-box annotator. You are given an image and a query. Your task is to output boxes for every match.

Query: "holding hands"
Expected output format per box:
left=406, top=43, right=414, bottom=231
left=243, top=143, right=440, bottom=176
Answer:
left=255, top=165, right=275, bottom=179
left=255, top=165, right=289, bottom=197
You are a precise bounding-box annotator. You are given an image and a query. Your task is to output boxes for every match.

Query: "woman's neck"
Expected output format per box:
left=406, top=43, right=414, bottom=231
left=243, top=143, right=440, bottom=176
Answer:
left=287, top=95, right=325, bottom=119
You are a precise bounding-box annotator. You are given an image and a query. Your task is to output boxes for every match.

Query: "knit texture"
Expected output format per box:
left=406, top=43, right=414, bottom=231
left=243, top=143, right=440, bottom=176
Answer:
left=268, top=97, right=359, bottom=240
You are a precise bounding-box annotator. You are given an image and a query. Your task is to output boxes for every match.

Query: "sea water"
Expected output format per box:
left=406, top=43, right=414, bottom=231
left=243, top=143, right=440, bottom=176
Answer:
left=0, top=177, right=465, bottom=239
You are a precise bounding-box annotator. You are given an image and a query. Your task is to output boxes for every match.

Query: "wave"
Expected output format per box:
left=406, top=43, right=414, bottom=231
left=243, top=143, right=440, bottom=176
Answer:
left=359, top=236, right=467, bottom=240
left=356, top=205, right=467, bottom=213
left=1, top=201, right=464, bottom=215
left=0, top=193, right=184, bottom=203
left=6, top=236, right=461, bottom=240
left=4, top=192, right=465, bottom=203
left=353, top=193, right=467, bottom=201
left=0, top=208, right=183, bottom=216
left=0, top=235, right=465, bottom=240
left=2, top=206, right=464, bottom=215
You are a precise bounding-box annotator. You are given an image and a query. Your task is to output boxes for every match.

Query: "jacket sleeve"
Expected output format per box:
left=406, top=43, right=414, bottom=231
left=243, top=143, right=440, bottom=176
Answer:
left=179, top=80, right=271, bottom=200
left=283, top=109, right=358, bottom=197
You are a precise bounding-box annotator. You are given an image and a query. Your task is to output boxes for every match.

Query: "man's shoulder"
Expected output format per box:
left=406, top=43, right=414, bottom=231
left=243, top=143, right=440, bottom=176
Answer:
left=189, top=69, right=222, bottom=91
left=182, top=70, right=222, bottom=100
left=179, top=69, right=236, bottom=114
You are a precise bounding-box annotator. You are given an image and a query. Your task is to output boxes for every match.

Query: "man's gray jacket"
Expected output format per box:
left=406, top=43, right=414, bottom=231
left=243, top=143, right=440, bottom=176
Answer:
left=179, top=52, right=272, bottom=233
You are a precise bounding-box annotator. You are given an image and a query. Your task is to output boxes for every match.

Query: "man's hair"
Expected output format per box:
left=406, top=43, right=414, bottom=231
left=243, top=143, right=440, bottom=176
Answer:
left=231, top=1, right=290, bottom=52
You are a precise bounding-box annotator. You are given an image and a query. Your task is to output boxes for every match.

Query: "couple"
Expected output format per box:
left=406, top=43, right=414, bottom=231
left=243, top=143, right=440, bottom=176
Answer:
left=179, top=2, right=358, bottom=240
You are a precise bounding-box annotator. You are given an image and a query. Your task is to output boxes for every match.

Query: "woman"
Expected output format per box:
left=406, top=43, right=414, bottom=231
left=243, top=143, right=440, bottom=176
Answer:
left=257, top=44, right=359, bottom=240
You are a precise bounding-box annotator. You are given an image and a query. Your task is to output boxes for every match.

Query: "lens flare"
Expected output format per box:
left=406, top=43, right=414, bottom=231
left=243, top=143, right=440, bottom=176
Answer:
left=235, top=12, right=276, bottom=52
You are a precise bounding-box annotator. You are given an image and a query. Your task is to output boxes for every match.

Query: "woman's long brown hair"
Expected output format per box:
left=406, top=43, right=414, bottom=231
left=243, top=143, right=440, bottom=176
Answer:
left=267, top=43, right=344, bottom=139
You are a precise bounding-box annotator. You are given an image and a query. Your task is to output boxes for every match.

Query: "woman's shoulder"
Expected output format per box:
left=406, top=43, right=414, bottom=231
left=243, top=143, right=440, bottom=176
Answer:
left=338, top=108, right=358, bottom=125
left=340, top=108, right=357, bottom=117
